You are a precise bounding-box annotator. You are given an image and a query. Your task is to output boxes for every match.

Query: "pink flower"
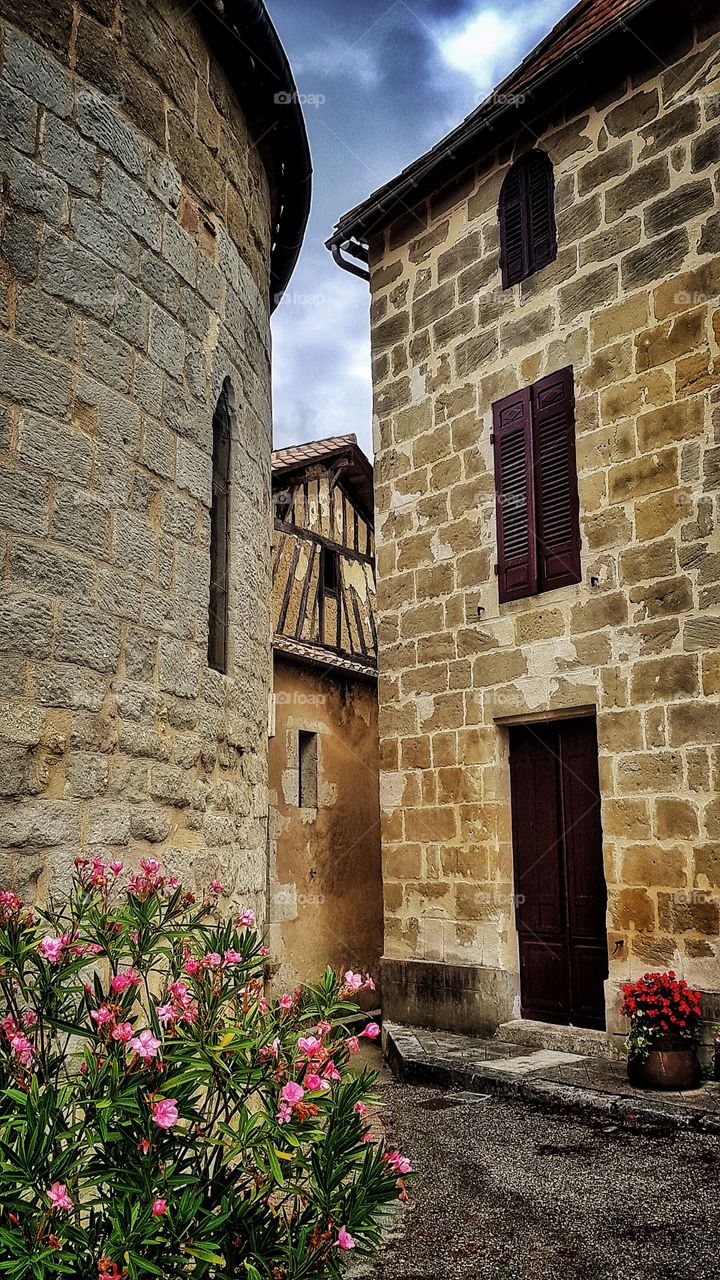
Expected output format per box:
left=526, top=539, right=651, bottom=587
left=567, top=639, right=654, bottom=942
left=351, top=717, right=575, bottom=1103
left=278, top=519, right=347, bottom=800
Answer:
left=238, top=908, right=255, bottom=927
left=10, top=1034, right=33, bottom=1066
left=128, top=1029, right=161, bottom=1059
left=337, top=1226, right=355, bottom=1250
left=109, top=860, right=123, bottom=875
left=354, top=1101, right=368, bottom=1117
left=298, top=1035, right=321, bottom=1056
left=39, top=935, right=65, bottom=964
left=152, top=1098, right=179, bottom=1130
left=151, top=1198, right=167, bottom=1216
left=23, top=1010, right=38, bottom=1027
left=91, top=1006, right=113, bottom=1026
left=305, top=1073, right=329, bottom=1092
left=112, top=1022, right=134, bottom=1043
left=223, top=948, right=243, bottom=965
left=322, top=1060, right=341, bottom=1082
left=259, top=944, right=270, bottom=957
left=360, top=1022, right=381, bottom=1040
left=85, top=943, right=104, bottom=955
left=280, top=1081, right=304, bottom=1106
left=47, top=1182, right=73, bottom=1212
left=279, top=994, right=293, bottom=1010
left=183, top=958, right=200, bottom=976
left=209, top=880, right=224, bottom=895
left=140, top=857, right=161, bottom=876
left=344, top=970, right=363, bottom=990
left=1, top=1014, right=17, bottom=1037
left=111, top=970, right=140, bottom=993
left=156, top=1003, right=176, bottom=1026
left=346, top=1036, right=360, bottom=1054
left=258, top=996, right=269, bottom=1014
left=138, top=1138, right=150, bottom=1154
left=384, top=1149, right=412, bottom=1176
left=276, top=1101, right=292, bottom=1125
left=168, top=981, right=192, bottom=1006
left=202, top=952, right=221, bottom=969
left=362, top=1130, right=372, bottom=1143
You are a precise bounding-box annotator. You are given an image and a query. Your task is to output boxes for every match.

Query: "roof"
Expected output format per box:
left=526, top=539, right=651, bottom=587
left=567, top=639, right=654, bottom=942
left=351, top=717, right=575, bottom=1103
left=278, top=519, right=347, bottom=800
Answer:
left=271, top=434, right=359, bottom=472
left=328, top=0, right=665, bottom=249
left=272, top=434, right=375, bottom=523
left=273, top=635, right=377, bottom=679
left=199, top=0, right=311, bottom=309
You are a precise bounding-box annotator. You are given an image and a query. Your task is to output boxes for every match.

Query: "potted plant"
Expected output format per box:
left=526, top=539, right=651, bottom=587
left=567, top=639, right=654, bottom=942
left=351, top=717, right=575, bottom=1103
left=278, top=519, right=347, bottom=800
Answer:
left=621, top=970, right=703, bottom=1091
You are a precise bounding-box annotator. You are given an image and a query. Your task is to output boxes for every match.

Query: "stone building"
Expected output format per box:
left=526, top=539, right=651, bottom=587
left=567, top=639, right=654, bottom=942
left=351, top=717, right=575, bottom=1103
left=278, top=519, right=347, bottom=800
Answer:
left=329, top=0, right=720, bottom=1053
left=268, top=435, right=382, bottom=997
left=0, top=0, right=310, bottom=916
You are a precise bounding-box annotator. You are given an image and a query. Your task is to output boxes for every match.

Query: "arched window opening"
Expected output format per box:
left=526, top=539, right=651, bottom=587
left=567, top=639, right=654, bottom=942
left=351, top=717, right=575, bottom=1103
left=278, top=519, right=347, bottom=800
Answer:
left=498, top=149, right=557, bottom=289
left=208, top=378, right=233, bottom=673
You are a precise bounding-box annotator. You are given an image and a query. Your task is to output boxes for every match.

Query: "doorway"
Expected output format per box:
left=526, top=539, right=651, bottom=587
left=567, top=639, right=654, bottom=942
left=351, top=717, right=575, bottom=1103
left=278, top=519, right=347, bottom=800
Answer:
left=509, top=716, right=608, bottom=1030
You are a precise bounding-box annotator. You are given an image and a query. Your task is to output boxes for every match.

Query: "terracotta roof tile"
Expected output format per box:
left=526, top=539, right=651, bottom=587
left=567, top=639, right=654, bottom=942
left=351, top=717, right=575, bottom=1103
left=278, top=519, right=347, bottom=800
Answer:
left=499, top=0, right=646, bottom=95
left=271, top=434, right=357, bottom=472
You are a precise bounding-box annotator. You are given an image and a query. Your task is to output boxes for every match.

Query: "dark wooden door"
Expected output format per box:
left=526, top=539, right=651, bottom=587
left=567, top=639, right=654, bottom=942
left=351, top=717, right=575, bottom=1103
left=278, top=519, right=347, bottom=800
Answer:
left=509, top=717, right=607, bottom=1030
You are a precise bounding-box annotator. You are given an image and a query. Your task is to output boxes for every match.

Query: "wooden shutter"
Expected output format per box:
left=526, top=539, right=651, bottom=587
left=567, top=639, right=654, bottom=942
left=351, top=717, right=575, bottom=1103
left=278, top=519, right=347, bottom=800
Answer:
left=493, top=387, right=537, bottom=603
left=531, top=366, right=581, bottom=594
left=526, top=150, right=557, bottom=273
left=498, top=162, right=527, bottom=289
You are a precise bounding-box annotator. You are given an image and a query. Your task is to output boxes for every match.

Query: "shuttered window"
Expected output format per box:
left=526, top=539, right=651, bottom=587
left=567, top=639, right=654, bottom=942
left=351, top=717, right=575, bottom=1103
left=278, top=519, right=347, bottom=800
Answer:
left=493, top=366, right=580, bottom=604
left=498, top=150, right=557, bottom=289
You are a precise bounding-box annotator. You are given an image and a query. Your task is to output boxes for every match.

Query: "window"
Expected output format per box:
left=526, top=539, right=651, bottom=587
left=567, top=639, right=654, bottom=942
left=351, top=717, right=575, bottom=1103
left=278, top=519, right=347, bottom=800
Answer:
left=274, top=488, right=293, bottom=523
left=498, top=149, right=557, bottom=289
left=298, top=730, right=318, bottom=807
left=320, top=545, right=338, bottom=595
left=493, top=365, right=580, bottom=604
left=208, top=378, right=232, bottom=672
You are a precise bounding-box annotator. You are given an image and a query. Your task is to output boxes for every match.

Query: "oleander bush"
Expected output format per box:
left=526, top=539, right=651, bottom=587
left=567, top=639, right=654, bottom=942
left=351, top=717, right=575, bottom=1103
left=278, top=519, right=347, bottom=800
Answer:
left=0, top=858, right=410, bottom=1279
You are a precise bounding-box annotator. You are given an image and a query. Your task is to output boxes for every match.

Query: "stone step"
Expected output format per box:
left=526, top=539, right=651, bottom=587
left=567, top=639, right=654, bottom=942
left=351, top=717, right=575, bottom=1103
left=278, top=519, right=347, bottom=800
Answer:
left=496, top=1018, right=622, bottom=1060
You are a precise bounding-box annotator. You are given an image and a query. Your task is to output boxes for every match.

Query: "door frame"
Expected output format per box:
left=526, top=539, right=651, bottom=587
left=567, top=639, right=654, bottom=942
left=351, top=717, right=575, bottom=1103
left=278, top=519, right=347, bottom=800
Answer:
left=502, top=708, right=609, bottom=1030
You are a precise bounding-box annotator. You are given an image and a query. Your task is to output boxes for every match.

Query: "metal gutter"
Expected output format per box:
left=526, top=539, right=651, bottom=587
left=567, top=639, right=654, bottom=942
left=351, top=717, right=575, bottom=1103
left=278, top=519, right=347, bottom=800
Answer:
left=202, top=0, right=312, bottom=310
left=326, top=0, right=661, bottom=266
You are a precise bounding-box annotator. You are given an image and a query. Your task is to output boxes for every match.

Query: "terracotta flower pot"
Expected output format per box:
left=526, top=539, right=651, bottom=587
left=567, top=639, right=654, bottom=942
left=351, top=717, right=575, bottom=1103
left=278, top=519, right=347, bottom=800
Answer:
left=627, top=1044, right=702, bottom=1091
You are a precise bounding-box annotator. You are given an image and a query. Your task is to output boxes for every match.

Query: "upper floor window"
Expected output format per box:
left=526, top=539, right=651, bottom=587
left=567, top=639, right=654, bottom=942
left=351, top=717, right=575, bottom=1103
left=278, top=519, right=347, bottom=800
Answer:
left=498, top=149, right=557, bottom=289
left=320, top=545, right=339, bottom=595
left=208, top=378, right=232, bottom=672
left=492, top=365, right=580, bottom=604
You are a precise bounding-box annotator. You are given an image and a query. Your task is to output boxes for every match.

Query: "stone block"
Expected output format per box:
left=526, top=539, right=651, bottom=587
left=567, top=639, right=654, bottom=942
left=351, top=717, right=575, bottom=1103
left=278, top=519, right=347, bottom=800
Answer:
left=1, top=208, right=39, bottom=284
left=0, top=334, right=71, bottom=418
left=608, top=449, right=677, bottom=503
left=590, top=293, right=648, bottom=349
left=81, top=321, right=133, bottom=394
left=620, top=229, right=689, bottom=290
left=65, top=753, right=109, bottom=799
left=0, top=80, right=37, bottom=155
left=690, top=124, right=720, bottom=172
left=0, top=800, right=79, bottom=848
left=149, top=304, right=184, bottom=379
left=10, top=537, right=95, bottom=603
left=638, top=102, right=700, bottom=160
left=604, top=157, right=669, bottom=222
left=87, top=802, right=131, bottom=845
left=0, top=591, right=53, bottom=657
left=52, top=485, right=110, bottom=558
left=0, top=465, right=48, bottom=537
left=177, top=439, right=211, bottom=504
left=667, top=702, right=720, bottom=747
left=630, top=655, right=698, bottom=703
left=644, top=179, right=714, bottom=239
left=629, top=575, right=693, bottom=619
left=636, top=397, right=705, bottom=450
left=102, top=159, right=162, bottom=250
left=41, top=113, right=99, bottom=196
left=162, top=216, right=197, bottom=286
left=76, top=89, right=145, bottom=175
left=55, top=604, right=120, bottom=672
left=577, top=140, right=632, bottom=196
left=2, top=27, right=72, bottom=117
left=40, top=230, right=118, bottom=323
left=558, top=265, right=618, bottom=325
left=605, top=88, right=659, bottom=137
left=73, top=198, right=138, bottom=276
left=1, top=143, right=68, bottom=224
left=16, top=288, right=75, bottom=359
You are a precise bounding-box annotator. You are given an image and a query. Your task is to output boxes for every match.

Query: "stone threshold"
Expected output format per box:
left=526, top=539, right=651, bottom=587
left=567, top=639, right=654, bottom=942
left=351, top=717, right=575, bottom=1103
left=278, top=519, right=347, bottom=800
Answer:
left=383, top=1021, right=720, bottom=1133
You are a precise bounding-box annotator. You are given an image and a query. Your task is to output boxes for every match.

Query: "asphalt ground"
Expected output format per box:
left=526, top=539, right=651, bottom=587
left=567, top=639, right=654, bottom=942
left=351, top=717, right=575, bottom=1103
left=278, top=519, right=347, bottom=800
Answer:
left=348, top=1074, right=720, bottom=1280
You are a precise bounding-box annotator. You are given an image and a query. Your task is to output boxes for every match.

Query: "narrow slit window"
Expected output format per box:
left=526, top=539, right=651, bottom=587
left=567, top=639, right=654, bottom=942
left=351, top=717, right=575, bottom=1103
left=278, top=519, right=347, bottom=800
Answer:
left=208, top=379, right=232, bottom=672
left=298, top=730, right=318, bottom=808
left=320, top=546, right=338, bottom=594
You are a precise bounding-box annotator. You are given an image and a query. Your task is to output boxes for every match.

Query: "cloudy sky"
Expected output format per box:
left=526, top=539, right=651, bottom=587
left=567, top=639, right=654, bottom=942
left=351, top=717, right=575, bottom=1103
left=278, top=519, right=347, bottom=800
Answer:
left=266, top=0, right=577, bottom=458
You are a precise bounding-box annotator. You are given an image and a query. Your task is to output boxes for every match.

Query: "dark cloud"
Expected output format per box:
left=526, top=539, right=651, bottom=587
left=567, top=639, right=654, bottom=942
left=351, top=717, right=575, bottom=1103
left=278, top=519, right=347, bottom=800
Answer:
left=267, top=0, right=574, bottom=457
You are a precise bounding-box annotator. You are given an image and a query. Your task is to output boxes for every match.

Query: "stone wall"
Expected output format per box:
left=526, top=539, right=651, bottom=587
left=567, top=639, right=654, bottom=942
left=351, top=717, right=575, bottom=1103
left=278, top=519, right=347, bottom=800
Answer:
left=268, top=657, right=383, bottom=999
left=0, top=0, right=274, bottom=914
left=367, top=13, right=720, bottom=1035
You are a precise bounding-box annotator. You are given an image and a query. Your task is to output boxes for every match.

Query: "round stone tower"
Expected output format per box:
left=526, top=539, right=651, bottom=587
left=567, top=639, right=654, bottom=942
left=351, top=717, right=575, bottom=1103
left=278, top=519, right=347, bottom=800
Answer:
left=0, top=0, right=310, bottom=914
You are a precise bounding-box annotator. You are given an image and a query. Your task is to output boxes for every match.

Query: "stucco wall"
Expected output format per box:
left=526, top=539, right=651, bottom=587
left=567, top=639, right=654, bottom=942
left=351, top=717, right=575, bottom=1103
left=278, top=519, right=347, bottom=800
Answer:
left=0, top=0, right=274, bottom=914
left=366, top=13, right=720, bottom=1034
left=268, top=656, right=383, bottom=997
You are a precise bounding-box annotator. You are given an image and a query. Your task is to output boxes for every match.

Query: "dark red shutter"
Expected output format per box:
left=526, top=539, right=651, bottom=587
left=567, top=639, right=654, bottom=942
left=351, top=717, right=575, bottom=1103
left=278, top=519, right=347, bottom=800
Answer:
left=531, top=366, right=581, bottom=593
left=498, top=162, right=527, bottom=289
left=493, top=387, right=537, bottom=603
left=526, top=150, right=557, bottom=273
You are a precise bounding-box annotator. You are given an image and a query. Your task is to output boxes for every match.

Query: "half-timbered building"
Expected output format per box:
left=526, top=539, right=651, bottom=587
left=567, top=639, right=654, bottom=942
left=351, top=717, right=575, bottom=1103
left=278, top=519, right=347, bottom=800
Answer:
left=267, top=436, right=382, bottom=999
